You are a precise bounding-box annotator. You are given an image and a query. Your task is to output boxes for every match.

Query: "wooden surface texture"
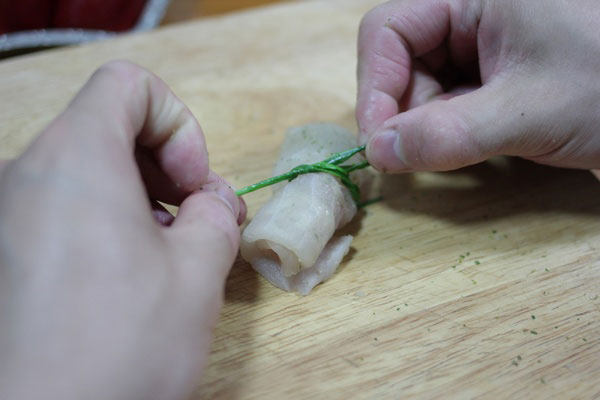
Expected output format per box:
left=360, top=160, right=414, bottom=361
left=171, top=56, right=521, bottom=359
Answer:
left=163, top=0, right=285, bottom=22
left=0, top=1, right=599, bottom=398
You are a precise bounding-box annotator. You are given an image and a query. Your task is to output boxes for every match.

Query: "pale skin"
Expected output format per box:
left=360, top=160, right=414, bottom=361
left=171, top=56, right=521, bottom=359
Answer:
left=357, top=0, right=600, bottom=176
left=0, top=61, right=246, bottom=399
left=1, top=0, right=599, bottom=399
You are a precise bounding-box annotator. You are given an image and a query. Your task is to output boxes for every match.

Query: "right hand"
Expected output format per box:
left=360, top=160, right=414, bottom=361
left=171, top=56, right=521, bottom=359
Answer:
left=356, top=0, right=600, bottom=174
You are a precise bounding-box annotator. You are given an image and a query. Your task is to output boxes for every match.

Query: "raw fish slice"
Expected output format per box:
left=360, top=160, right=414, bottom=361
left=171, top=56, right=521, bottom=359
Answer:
left=241, top=123, right=363, bottom=294
left=251, top=235, right=353, bottom=295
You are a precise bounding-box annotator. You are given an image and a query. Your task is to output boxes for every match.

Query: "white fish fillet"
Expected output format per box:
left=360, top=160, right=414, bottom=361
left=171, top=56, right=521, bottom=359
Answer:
left=241, top=123, right=364, bottom=295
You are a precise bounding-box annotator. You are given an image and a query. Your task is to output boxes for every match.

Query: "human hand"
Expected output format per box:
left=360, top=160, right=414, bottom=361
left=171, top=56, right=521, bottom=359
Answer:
left=357, top=0, right=600, bottom=173
left=0, top=61, right=245, bottom=400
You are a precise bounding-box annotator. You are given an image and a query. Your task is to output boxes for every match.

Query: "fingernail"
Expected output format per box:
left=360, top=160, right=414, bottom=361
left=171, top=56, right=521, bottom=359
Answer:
left=201, top=182, right=239, bottom=217
left=367, top=130, right=407, bottom=172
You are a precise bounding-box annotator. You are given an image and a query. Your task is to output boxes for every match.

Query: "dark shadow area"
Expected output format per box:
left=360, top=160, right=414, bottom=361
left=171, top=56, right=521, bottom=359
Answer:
left=0, top=47, right=57, bottom=60
left=332, top=209, right=366, bottom=271
left=376, top=157, right=600, bottom=224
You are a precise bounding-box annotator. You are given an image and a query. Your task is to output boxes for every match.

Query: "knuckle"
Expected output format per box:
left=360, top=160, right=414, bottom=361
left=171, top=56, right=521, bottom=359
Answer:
left=96, top=60, right=143, bottom=79
left=361, top=2, right=388, bottom=27
left=359, top=8, right=377, bottom=31
left=92, top=60, right=150, bottom=93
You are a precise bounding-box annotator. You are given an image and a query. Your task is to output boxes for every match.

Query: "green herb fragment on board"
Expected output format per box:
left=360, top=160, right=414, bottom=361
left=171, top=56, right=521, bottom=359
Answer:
left=531, top=330, right=538, bottom=335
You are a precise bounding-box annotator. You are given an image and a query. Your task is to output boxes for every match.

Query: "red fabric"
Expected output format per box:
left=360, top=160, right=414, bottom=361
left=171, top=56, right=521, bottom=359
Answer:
left=53, top=0, right=147, bottom=31
left=0, top=0, right=57, bottom=34
left=0, top=0, right=147, bottom=34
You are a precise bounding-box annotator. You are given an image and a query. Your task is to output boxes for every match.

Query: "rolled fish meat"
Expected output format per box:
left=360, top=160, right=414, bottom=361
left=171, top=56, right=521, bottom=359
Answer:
left=240, top=123, right=366, bottom=295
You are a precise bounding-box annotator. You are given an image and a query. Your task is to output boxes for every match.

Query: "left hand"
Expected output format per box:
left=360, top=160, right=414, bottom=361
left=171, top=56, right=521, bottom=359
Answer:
left=0, top=60, right=245, bottom=400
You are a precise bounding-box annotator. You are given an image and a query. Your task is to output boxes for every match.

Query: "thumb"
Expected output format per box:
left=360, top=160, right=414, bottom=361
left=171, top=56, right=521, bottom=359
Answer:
left=366, top=82, right=524, bottom=172
left=166, top=180, right=242, bottom=292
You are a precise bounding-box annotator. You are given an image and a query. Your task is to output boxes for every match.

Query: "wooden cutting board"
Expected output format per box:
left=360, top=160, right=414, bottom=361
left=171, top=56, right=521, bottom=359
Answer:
left=1, top=1, right=599, bottom=398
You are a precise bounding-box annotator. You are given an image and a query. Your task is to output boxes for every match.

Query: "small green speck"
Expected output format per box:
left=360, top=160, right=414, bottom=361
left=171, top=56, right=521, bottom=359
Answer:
left=472, top=279, right=477, bottom=285
left=554, top=326, right=558, bottom=329
left=374, top=337, right=378, bottom=341
left=583, top=338, right=587, bottom=342
left=451, top=265, right=457, bottom=269
left=517, top=355, right=522, bottom=361
left=592, top=295, right=599, bottom=300
left=463, top=324, right=467, bottom=328
left=540, top=377, right=546, bottom=384
left=503, top=234, right=508, bottom=238
left=396, top=307, right=400, bottom=311
left=466, top=252, right=471, bottom=256
left=545, top=268, right=550, bottom=272
left=492, top=230, right=497, bottom=234
left=531, top=315, right=536, bottom=320
left=512, top=360, right=519, bottom=366
left=531, top=330, right=538, bottom=335
left=404, top=303, right=408, bottom=306
left=474, top=260, right=481, bottom=265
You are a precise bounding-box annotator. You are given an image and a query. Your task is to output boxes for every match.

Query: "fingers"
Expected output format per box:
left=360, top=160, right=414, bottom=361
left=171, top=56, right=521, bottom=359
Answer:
left=397, top=61, right=443, bottom=113
left=356, top=0, right=481, bottom=140
left=366, top=81, right=520, bottom=172
left=166, top=180, right=242, bottom=286
left=135, top=146, right=189, bottom=205
left=33, top=60, right=209, bottom=197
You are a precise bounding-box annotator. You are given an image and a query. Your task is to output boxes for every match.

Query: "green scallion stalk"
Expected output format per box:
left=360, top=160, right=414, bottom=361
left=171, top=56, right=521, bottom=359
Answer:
left=235, top=145, right=369, bottom=203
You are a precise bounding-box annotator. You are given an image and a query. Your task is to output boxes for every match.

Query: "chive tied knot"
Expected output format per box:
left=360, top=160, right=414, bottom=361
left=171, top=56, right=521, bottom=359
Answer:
left=235, top=145, right=369, bottom=203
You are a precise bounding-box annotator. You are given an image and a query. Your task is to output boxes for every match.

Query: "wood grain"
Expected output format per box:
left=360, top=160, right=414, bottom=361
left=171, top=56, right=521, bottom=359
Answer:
left=0, top=1, right=599, bottom=398
left=163, top=0, right=285, bottom=23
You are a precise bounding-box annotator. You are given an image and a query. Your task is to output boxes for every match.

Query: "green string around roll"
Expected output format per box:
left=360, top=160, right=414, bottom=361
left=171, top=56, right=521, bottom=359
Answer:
left=235, top=145, right=369, bottom=204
